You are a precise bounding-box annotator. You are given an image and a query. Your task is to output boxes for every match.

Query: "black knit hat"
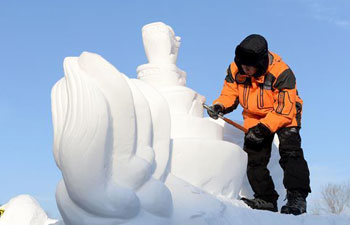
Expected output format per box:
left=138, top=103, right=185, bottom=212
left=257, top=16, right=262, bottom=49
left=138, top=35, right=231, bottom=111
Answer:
left=234, top=34, right=269, bottom=77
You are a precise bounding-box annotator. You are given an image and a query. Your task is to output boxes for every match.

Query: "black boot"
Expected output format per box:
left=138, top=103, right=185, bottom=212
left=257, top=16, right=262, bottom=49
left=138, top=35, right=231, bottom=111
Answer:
left=241, top=197, right=278, bottom=212
left=281, top=190, right=307, bottom=215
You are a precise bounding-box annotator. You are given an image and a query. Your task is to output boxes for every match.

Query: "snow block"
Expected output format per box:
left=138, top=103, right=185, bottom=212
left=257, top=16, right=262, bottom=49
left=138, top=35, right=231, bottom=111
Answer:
left=171, top=138, right=247, bottom=198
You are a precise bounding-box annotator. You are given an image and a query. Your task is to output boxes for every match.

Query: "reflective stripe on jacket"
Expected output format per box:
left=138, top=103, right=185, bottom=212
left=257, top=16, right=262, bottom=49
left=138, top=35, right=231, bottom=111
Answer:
left=213, top=52, right=303, bottom=133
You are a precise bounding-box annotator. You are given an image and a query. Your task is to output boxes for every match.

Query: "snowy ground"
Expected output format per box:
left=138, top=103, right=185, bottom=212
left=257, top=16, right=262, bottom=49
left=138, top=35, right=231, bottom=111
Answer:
left=167, top=174, right=350, bottom=225
left=1, top=193, right=349, bottom=225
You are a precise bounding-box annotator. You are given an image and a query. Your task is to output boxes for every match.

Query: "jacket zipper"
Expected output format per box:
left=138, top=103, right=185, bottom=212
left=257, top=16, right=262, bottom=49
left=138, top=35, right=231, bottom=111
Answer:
left=243, top=84, right=248, bottom=108
left=260, top=84, right=264, bottom=108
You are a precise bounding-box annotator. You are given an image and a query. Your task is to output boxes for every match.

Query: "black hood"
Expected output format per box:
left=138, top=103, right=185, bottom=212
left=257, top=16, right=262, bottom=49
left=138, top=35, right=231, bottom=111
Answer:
left=234, top=34, right=269, bottom=78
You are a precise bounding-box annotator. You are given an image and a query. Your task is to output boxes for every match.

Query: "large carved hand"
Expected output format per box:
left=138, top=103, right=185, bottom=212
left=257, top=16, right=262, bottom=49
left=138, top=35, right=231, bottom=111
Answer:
left=51, top=52, right=172, bottom=225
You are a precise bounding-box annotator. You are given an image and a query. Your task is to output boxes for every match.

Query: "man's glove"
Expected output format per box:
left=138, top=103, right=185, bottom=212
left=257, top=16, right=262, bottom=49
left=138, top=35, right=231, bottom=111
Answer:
left=207, top=104, right=223, bottom=120
left=245, top=123, right=272, bottom=144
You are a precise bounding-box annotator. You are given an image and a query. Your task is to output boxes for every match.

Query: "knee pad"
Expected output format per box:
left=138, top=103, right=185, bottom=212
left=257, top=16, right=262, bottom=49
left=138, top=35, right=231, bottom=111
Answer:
left=278, top=127, right=301, bottom=151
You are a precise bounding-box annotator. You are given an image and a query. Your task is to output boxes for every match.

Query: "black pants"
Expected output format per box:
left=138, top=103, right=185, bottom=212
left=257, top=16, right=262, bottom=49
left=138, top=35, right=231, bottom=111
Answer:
left=243, top=127, right=311, bottom=203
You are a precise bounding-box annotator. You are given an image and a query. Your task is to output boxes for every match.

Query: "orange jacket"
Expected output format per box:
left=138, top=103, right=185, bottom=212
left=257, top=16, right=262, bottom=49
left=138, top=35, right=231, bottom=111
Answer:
left=213, top=52, right=303, bottom=133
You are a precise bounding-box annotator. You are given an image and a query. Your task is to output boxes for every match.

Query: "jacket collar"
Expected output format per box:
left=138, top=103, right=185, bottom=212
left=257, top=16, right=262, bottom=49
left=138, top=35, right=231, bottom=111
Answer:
left=252, top=51, right=280, bottom=84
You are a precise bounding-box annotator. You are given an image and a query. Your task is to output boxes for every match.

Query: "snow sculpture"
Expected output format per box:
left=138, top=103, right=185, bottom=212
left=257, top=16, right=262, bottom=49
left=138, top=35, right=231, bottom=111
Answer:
left=51, top=22, right=251, bottom=225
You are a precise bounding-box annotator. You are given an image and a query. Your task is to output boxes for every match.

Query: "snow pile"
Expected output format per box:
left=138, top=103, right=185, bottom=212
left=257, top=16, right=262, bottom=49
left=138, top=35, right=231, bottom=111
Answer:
left=0, top=195, right=58, bottom=225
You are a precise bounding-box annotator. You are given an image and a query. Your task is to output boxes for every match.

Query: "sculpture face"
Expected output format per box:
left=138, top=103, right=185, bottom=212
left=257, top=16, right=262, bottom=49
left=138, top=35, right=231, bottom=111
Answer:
left=51, top=22, right=271, bottom=225
left=142, top=22, right=181, bottom=65
left=137, top=22, right=187, bottom=87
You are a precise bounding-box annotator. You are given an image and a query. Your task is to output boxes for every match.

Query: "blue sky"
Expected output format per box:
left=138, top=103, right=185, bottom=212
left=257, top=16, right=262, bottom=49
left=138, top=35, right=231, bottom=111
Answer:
left=0, top=0, right=349, bottom=218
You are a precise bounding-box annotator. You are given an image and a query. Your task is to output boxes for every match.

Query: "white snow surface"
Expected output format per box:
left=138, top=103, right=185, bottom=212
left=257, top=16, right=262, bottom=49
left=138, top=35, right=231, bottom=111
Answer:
left=2, top=22, right=348, bottom=225
left=1, top=191, right=350, bottom=225
left=0, top=195, right=58, bottom=225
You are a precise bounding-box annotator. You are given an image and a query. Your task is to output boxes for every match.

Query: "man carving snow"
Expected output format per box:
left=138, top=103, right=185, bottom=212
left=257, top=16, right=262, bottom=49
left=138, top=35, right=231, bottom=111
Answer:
left=207, top=34, right=311, bottom=215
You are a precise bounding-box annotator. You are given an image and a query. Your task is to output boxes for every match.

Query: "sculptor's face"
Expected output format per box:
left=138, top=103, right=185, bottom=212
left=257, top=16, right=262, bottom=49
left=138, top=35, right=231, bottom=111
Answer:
left=241, top=65, right=257, bottom=76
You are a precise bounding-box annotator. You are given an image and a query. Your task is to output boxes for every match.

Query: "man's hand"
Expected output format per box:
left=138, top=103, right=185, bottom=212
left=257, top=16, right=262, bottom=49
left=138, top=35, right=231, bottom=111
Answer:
left=245, top=123, right=272, bottom=144
left=207, top=104, right=223, bottom=120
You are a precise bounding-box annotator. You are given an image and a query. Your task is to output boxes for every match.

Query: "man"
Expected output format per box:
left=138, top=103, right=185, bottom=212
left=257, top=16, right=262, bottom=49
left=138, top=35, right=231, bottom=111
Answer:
left=207, top=34, right=311, bottom=215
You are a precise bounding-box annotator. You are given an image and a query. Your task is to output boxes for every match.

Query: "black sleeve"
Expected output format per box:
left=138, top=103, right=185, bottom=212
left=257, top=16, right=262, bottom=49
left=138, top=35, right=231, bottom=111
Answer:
left=225, top=64, right=235, bottom=83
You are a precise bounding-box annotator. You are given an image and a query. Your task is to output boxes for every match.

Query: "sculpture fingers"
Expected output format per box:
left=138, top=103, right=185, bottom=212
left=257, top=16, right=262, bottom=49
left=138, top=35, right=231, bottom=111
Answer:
left=52, top=52, right=172, bottom=223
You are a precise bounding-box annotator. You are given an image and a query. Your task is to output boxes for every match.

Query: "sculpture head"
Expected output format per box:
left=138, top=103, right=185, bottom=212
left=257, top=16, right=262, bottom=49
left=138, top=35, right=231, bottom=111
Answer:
left=142, top=22, right=181, bottom=65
